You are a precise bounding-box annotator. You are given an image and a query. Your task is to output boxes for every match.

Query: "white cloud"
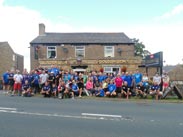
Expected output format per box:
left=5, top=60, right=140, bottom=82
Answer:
left=155, top=4, right=183, bottom=20
left=0, top=0, right=183, bottom=73
left=0, top=1, right=73, bottom=71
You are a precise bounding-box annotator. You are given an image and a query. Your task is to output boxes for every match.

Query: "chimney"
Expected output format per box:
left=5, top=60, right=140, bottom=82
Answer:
left=39, top=23, right=45, bottom=35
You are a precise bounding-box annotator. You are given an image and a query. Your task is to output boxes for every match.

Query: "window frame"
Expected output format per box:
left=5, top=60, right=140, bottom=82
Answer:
left=47, top=46, right=57, bottom=59
left=104, top=46, right=114, bottom=57
left=75, top=46, right=85, bottom=58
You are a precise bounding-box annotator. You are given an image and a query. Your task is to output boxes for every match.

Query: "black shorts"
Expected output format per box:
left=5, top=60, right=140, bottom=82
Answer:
left=78, top=83, right=84, bottom=89
left=8, top=80, right=14, bottom=86
left=116, top=87, right=122, bottom=93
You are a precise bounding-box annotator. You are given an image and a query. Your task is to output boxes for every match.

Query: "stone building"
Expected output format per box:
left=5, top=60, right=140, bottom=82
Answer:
left=30, top=23, right=142, bottom=73
left=0, top=42, right=24, bottom=75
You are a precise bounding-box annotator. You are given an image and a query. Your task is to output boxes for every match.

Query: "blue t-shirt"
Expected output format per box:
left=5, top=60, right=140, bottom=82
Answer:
left=133, top=73, right=142, bottom=84
left=98, top=75, right=104, bottom=83
left=23, top=84, right=30, bottom=90
left=43, top=85, right=50, bottom=91
left=8, top=73, right=14, bottom=80
left=108, top=84, right=116, bottom=93
left=124, top=75, right=133, bottom=87
left=99, top=89, right=105, bottom=97
left=151, top=85, right=160, bottom=91
left=49, top=68, right=60, bottom=76
left=22, top=74, right=29, bottom=85
left=72, top=84, right=78, bottom=92
left=3, top=72, right=9, bottom=84
left=121, top=74, right=126, bottom=81
left=52, top=86, right=57, bottom=92
left=33, top=74, right=40, bottom=85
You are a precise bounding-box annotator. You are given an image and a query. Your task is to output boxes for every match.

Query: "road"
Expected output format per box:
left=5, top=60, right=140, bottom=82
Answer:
left=0, top=92, right=183, bottom=137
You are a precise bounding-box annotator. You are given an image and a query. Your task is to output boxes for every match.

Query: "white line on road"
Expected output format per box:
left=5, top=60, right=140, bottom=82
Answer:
left=81, top=113, right=122, bottom=118
left=0, top=109, right=125, bottom=121
left=0, top=107, right=17, bottom=111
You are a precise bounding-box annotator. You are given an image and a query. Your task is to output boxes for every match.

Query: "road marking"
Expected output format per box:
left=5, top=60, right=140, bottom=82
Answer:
left=0, top=107, right=17, bottom=111
left=0, top=107, right=133, bottom=122
left=81, top=113, right=122, bottom=118
left=0, top=109, right=125, bottom=121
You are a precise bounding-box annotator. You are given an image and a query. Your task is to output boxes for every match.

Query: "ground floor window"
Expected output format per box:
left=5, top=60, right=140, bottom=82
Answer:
left=104, top=66, right=120, bottom=75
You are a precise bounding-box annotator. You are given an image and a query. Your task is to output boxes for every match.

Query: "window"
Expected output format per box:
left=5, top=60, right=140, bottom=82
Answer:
left=47, top=46, right=57, bottom=58
left=75, top=46, right=85, bottom=57
left=104, top=66, right=120, bottom=74
left=104, top=46, right=114, bottom=57
left=13, top=54, right=15, bottom=61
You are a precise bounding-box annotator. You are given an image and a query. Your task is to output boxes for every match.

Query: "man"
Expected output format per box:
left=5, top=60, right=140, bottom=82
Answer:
left=40, top=81, right=51, bottom=97
left=39, top=70, right=49, bottom=89
left=2, top=70, right=9, bottom=91
left=121, top=81, right=131, bottom=99
left=8, top=70, right=14, bottom=92
left=12, top=70, right=23, bottom=96
left=22, top=80, right=32, bottom=97
left=136, top=82, right=147, bottom=98
left=150, top=82, right=163, bottom=100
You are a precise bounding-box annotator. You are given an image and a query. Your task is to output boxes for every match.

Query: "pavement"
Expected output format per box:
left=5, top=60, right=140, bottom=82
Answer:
left=0, top=90, right=183, bottom=137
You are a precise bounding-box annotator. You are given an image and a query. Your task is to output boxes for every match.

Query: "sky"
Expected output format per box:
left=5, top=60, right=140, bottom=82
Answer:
left=0, top=0, right=183, bottom=71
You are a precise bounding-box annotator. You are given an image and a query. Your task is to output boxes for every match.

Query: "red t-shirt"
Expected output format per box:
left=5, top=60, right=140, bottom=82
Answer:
left=115, top=77, right=123, bottom=87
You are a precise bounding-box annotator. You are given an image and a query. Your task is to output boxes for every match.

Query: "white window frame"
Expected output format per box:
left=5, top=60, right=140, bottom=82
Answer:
left=12, top=54, right=15, bottom=61
left=104, top=66, right=120, bottom=74
left=75, top=46, right=85, bottom=57
left=47, top=46, right=57, bottom=59
left=104, top=46, right=114, bottom=57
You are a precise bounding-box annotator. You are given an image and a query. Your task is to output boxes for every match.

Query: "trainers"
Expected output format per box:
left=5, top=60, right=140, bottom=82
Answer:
left=79, top=95, right=82, bottom=98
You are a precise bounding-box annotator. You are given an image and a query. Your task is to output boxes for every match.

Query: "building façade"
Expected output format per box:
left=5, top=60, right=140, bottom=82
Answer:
left=30, top=23, right=142, bottom=73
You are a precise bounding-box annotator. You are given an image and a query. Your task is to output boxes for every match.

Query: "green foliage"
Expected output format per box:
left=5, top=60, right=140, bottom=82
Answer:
left=132, top=38, right=151, bottom=58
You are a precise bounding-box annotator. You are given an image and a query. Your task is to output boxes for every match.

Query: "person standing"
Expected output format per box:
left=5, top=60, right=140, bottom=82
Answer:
left=12, top=70, right=23, bottom=96
left=2, top=70, right=9, bottom=91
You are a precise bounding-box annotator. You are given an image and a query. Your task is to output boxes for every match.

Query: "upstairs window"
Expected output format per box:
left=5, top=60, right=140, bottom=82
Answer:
left=104, top=46, right=114, bottom=57
left=47, top=46, right=57, bottom=58
left=75, top=46, right=85, bottom=57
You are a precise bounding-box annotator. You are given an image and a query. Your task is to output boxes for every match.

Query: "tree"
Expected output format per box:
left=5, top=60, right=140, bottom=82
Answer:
left=132, top=38, right=151, bottom=58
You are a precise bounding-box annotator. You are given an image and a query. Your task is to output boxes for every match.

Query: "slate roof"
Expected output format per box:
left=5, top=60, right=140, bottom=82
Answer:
left=30, top=32, right=134, bottom=45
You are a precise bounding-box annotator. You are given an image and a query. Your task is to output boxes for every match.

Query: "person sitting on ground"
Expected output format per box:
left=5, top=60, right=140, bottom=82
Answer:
left=22, top=80, right=32, bottom=97
left=135, top=82, right=147, bottom=98
left=106, top=80, right=116, bottom=97
left=51, top=83, right=57, bottom=98
left=71, top=80, right=79, bottom=99
left=149, top=81, right=163, bottom=100
left=95, top=85, right=105, bottom=97
left=85, top=77, right=95, bottom=96
left=57, top=81, right=66, bottom=99
left=121, top=81, right=132, bottom=99
left=40, top=81, right=51, bottom=97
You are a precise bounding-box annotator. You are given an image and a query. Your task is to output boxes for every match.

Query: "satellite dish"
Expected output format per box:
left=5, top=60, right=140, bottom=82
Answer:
left=117, top=48, right=122, bottom=53
left=62, top=47, right=68, bottom=53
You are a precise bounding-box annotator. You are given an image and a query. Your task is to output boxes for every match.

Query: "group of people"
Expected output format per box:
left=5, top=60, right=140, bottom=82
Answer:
left=1, top=66, right=170, bottom=100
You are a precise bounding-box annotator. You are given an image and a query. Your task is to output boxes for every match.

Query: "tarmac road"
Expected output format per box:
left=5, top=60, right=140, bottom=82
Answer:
left=0, top=92, right=183, bottom=137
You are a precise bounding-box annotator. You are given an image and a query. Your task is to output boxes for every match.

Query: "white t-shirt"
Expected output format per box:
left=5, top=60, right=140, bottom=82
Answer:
left=40, top=73, right=49, bottom=84
left=14, top=74, right=23, bottom=83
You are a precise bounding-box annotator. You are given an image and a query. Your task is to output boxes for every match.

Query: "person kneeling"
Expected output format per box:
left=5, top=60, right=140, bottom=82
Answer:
left=22, top=80, right=32, bottom=97
left=106, top=80, right=116, bottom=97
left=150, top=82, right=162, bottom=100
left=121, top=81, right=132, bottom=99
left=136, top=82, right=147, bottom=98
left=40, top=81, right=51, bottom=97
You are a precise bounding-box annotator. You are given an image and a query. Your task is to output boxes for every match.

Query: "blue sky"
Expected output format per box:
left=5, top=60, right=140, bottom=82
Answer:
left=1, top=0, right=183, bottom=70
